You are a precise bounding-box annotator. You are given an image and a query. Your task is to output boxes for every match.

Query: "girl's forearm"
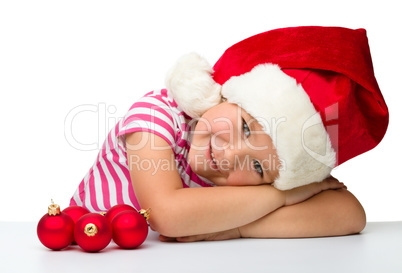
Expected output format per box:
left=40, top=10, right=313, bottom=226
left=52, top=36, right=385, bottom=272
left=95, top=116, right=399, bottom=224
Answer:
left=145, top=175, right=345, bottom=237
left=149, top=185, right=285, bottom=237
left=239, top=189, right=366, bottom=238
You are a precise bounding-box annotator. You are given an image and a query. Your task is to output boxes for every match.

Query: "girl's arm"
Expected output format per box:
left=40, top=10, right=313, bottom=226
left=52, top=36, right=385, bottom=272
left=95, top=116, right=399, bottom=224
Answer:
left=239, top=188, right=366, bottom=238
left=126, top=132, right=345, bottom=238
left=166, top=188, right=365, bottom=242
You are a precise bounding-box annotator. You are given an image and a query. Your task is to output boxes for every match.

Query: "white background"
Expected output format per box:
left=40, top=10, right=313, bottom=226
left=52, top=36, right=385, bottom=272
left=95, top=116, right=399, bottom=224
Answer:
left=0, top=0, right=400, bottom=222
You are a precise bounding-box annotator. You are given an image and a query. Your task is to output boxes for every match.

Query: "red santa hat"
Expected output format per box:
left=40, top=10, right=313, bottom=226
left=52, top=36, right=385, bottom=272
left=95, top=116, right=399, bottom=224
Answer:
left=165, top=26, right=389, bottom=190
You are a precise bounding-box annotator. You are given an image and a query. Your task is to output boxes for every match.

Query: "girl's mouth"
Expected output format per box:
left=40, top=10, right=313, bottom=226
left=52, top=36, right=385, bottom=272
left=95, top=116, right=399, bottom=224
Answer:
left=209, top=141, right=218, bottom=170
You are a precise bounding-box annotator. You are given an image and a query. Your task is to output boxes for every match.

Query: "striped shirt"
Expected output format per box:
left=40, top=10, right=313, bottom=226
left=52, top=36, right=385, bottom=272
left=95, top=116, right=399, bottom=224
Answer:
left=70, top=89, right=214, bottom=212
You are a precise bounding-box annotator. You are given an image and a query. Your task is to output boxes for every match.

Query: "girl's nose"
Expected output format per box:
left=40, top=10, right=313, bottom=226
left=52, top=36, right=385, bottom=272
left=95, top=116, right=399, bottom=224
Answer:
left=221, top=143, right=248, bottom=171
left=222, top=145, right=236, bottom=169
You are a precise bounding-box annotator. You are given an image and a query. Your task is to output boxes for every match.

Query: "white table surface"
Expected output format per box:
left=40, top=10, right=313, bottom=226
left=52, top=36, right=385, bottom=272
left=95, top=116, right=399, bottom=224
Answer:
left=1, top=221, right=401, bottom=273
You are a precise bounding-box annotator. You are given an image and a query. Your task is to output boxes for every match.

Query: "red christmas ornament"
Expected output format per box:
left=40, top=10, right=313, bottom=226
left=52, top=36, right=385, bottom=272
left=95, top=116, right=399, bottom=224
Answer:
left=105, top=204, right=136, bottom=224
left=62, top=206, right=90, bottom=244
left=74, top=213, right=112, bottom=252
left=62, top=206, right=90, bottom=223
left=111, top=209, right=150, bottom=249
left=37, top=200, right=74, bottom=250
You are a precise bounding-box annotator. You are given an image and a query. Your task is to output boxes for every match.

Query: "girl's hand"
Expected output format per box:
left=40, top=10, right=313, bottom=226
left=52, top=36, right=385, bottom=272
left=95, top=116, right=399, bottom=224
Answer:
left=284, top=176, right=346, bottom=206
left=159, top=228, right=241, bottom=242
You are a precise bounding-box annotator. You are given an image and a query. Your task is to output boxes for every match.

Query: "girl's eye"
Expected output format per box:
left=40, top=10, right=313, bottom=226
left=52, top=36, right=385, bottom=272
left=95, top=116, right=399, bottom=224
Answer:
left=242, top=118, right=251, bottom=138
left=252, top=159, right=264, bottom=178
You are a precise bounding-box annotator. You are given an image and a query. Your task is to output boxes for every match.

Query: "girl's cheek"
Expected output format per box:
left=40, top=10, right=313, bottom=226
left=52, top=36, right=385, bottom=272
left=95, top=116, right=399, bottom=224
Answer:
left=226, top=171, right=258, bottom=186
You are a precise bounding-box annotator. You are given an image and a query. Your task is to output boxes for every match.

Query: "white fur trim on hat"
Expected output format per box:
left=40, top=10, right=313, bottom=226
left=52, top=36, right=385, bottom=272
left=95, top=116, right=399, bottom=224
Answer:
left=165, top=53, right=222, bottom=118
left=221, top=64, right=336, bottom=190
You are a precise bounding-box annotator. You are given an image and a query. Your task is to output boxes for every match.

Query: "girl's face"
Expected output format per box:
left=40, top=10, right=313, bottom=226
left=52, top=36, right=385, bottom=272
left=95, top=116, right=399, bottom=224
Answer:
left=188, top=102, right=280, bottom=186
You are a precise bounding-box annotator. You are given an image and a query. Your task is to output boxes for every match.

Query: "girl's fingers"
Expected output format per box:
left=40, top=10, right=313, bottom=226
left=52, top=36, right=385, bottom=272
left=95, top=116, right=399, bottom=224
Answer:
left=158, top=235, right=177, bottom=242
left=159, top=234, right=205, bottom=242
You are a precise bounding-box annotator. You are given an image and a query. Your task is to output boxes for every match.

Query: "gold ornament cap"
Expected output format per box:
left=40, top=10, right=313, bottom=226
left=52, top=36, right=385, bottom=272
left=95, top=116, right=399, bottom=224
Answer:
left=84, top=223, right=98, bottom=236
left=139, top=208, right=151, bottom=221
left=48, top=199, right=61, bottom=216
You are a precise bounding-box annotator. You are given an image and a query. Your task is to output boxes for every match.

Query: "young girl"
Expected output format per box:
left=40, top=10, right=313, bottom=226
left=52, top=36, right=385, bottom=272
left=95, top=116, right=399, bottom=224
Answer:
left=70, top=26, right=388, bottom=241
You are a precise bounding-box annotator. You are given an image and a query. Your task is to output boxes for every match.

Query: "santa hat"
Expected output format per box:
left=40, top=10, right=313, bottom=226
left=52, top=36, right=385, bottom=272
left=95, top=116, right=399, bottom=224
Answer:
left=165, top=26, right=389, bottom=190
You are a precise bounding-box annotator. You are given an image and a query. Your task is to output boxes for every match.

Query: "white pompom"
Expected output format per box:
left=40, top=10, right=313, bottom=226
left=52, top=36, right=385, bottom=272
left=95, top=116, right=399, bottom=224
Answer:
left=165, top=53, right=222, bottom=118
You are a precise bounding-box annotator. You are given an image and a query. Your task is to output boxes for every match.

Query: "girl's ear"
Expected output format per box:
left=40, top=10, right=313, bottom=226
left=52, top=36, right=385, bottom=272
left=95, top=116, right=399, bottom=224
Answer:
left=165, top=53, right=222, bottom=118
